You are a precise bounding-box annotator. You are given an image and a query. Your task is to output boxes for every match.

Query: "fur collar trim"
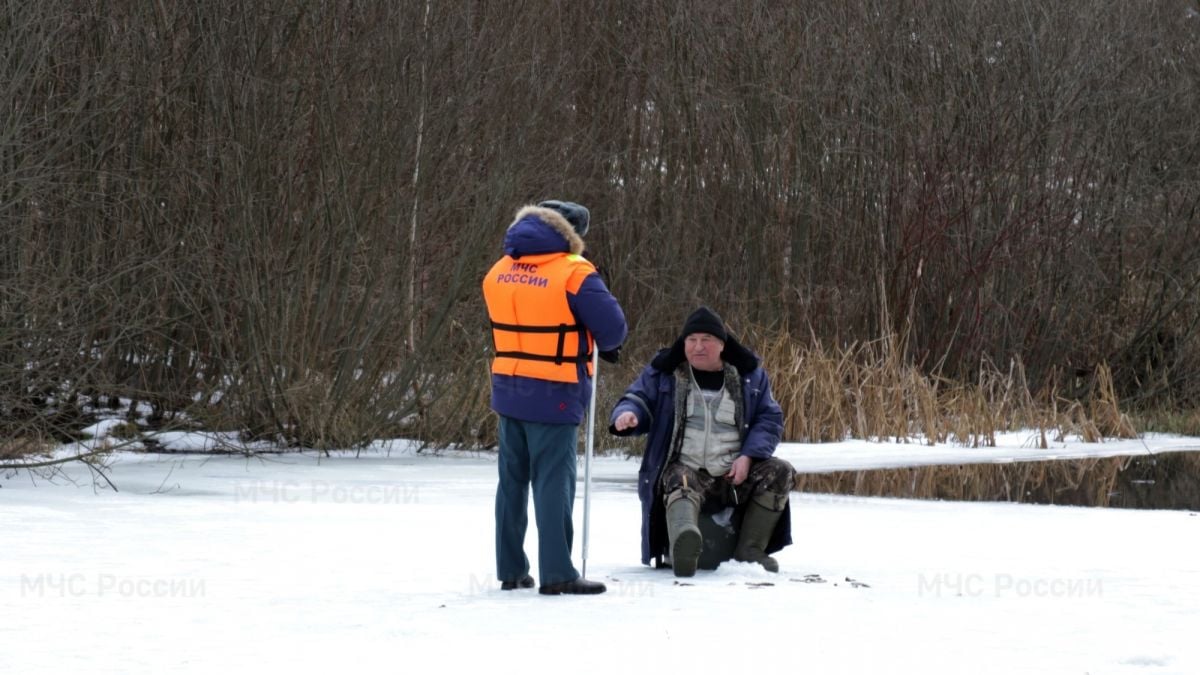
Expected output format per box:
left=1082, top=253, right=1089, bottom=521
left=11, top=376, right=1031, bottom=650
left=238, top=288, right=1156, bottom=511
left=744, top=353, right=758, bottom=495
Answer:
left=508, top=205, right=585, bottom=256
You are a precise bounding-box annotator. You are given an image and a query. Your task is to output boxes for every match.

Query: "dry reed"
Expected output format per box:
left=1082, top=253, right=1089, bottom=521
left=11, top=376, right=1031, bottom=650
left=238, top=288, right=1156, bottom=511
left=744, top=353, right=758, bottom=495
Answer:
left=759, top=331, right=1136, bottom=448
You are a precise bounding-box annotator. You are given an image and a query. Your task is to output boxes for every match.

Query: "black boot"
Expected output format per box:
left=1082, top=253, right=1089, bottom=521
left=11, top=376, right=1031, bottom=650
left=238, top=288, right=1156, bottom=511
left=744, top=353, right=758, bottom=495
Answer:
left=501, top=574, right=535, bottom=590
left=538, top=578, right=606, bottom=595
left=734, top=502, right=783, bottom=573
left=666, top=499, right=702, bottom=577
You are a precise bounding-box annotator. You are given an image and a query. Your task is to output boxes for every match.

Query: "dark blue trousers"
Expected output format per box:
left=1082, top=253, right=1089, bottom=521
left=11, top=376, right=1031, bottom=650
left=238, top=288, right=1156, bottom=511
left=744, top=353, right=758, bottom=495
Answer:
left=495, top=415, right=580, bottom=586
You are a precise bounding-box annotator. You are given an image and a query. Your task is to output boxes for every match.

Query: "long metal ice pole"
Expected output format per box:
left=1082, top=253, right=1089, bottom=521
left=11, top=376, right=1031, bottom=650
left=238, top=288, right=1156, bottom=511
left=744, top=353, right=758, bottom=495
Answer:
left=581, top=347, right=600, bottom=578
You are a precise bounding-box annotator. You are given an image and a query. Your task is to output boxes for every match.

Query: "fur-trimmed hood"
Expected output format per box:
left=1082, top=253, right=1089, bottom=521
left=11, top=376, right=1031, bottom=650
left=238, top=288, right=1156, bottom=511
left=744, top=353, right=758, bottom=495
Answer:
left=649, top=333, right=761, bottom=376
left=504, top=205, right=585, bottom=258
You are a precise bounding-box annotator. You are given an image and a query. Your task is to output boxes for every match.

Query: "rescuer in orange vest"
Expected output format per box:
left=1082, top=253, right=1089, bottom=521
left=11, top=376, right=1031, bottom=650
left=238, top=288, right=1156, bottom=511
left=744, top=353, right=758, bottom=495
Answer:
left=482, top=200, right=627, bottom=595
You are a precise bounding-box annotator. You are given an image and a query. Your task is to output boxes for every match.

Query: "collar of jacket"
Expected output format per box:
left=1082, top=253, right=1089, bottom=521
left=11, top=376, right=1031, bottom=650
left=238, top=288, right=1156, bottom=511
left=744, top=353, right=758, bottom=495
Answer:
left=649, top=333, right=760, bottom=376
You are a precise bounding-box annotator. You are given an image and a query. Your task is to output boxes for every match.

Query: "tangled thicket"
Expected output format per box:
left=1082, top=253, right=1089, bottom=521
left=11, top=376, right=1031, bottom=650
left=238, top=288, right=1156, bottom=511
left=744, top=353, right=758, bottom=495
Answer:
left=3, top=0, right=1198, bottom=451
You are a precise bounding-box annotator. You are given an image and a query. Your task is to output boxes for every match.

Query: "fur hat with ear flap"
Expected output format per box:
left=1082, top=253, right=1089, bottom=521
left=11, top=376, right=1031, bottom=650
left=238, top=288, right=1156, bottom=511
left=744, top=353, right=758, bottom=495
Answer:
left=538, top=200, right=590, bottom=237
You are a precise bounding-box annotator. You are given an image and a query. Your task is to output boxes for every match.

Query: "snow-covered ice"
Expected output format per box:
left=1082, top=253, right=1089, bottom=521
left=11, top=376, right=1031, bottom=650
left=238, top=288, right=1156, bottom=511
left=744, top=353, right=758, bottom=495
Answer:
left=773, top=431, right=1200, bottom=472
left=2, top=439, right=1199, bottom=674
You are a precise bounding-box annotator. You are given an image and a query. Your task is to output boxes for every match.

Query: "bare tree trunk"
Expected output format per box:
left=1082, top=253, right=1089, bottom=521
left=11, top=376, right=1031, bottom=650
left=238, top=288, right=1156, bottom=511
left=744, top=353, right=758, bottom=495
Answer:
left=407, top=0, right=431, bottom=354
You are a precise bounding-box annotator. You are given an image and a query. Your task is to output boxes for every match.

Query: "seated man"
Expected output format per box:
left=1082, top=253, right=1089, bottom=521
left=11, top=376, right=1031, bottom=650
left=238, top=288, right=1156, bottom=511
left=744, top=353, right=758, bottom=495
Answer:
left=609, top=307, right=794, bottom=576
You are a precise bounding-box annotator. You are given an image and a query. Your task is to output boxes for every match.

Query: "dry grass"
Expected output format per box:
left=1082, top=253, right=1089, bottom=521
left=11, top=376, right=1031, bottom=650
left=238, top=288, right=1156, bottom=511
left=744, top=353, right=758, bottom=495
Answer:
left=1132, top=408, right=1200, bottom=437
left=0, top=436, right=56, bottom=461
left=759, top=331, right=1137, bottom=447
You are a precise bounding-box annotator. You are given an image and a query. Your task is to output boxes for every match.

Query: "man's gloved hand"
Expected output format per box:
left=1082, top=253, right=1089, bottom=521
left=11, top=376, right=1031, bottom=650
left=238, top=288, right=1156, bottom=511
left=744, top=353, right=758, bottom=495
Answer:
left=599, top=347, right=621, bottom=364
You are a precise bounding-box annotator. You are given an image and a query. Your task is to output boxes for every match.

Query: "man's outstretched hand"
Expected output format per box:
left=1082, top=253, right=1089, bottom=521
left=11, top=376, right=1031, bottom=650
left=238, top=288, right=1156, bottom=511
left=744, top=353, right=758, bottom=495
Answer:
left=613, top=411, right=638, bottom=432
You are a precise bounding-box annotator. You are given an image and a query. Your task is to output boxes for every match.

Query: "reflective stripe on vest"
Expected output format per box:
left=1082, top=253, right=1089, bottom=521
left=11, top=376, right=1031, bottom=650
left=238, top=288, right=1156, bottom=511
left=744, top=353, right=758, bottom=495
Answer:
left=482, top=253, right=595, bottom=383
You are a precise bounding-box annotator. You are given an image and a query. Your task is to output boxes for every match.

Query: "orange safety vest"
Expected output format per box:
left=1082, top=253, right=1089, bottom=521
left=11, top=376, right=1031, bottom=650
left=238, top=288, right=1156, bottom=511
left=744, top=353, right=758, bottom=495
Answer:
left=482, top=252, right=596, bottom=383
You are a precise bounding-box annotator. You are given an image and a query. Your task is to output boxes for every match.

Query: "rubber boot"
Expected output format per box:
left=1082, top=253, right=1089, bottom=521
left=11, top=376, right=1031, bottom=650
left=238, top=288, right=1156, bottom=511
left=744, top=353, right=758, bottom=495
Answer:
left=666, top=499, right=702, bottom=577
left=733, top=502, right=783, bottom=573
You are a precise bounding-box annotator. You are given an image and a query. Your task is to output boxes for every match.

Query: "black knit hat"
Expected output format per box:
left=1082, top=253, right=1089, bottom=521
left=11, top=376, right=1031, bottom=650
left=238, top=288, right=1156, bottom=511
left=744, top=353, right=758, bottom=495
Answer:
left=681, top=306, right=727, bottom=342
left=538, top=200, right=590, bottom=237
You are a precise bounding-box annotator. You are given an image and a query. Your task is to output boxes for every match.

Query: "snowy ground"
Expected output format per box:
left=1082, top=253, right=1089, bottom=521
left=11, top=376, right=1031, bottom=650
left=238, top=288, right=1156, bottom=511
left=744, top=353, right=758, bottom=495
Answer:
left=2, top=436, right=1199, bottom=674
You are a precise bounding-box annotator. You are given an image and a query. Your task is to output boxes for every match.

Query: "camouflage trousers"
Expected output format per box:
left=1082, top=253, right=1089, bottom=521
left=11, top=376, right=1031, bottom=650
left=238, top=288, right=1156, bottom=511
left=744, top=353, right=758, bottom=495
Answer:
left=661, top=457, right=794, bottom=513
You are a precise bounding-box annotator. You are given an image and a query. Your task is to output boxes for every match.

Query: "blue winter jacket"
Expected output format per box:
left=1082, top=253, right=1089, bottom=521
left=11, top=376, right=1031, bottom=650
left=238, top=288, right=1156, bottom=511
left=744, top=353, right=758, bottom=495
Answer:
left=487, top=209, right=627, bottom=426
left=609, top=335, right=793, bottom=565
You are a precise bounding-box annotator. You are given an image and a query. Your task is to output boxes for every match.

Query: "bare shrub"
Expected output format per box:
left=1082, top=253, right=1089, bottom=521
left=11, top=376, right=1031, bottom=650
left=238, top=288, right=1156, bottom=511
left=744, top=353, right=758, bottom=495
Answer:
left=4, top=0, right=1196, bottom=452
